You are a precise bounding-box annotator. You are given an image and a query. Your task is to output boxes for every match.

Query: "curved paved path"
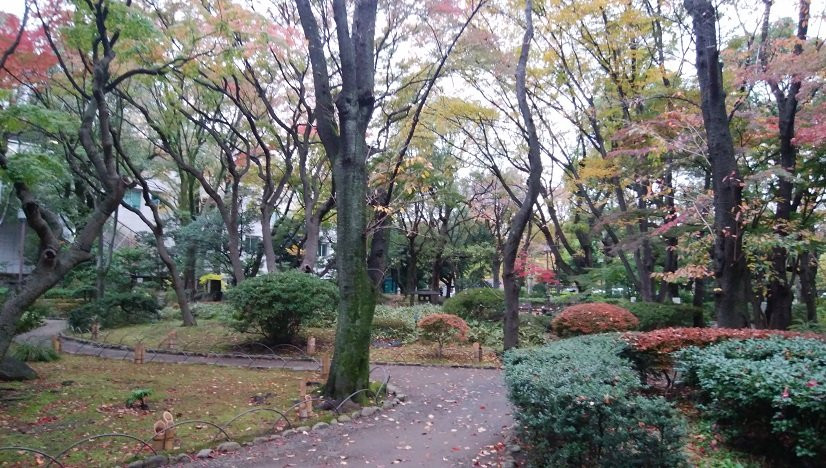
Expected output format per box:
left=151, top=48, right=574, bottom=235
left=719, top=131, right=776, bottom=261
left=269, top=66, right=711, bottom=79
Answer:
left=17, top=321, right=515, bottom=467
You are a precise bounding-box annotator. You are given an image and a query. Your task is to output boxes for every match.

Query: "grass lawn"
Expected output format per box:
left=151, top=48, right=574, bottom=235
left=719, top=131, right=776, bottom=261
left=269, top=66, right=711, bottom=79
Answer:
left=71, top=321, right=502, bottom=367
left=0, top=355, right=319, bottom=467
left=71, top=319, right=258, bottom=354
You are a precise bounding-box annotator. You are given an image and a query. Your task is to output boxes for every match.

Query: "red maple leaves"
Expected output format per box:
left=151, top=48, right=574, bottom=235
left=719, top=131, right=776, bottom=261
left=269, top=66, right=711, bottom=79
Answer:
left=0, top=12, right=56, bottom=88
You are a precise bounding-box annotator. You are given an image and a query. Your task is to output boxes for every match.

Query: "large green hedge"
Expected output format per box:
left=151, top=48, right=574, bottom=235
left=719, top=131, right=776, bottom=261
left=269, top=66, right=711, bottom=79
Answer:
left=442, top=288, right=504, bottom=322
left=676, top=337, right=826, bottom=460
left=504, top=335, right=686, bottom=467
left=605, top=300, right=704, bottom=331
left=226, top=271, right=338, bottom=343
left=68, top=290, right=160, bottom=330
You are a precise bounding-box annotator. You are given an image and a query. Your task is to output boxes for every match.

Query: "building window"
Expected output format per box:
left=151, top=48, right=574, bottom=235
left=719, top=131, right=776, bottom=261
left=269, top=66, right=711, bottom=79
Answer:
left=318, top=240, right=329, bottom=258
left=124, top=189, right=142, bottom=209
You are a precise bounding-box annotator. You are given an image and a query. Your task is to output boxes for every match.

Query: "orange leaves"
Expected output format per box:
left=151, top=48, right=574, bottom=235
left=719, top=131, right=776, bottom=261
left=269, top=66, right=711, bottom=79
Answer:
left=0, top=12, right=56, bottom=88
left=622, top=327, right=824, bottom=356
left=418, top=313, right=470, bottom=341
left=551, top=303, right=639, bottom=337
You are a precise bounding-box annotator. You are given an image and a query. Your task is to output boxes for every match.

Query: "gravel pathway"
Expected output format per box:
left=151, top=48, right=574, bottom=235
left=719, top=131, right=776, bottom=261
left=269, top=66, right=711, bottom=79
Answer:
left=17, top=320, right=515, bottom=467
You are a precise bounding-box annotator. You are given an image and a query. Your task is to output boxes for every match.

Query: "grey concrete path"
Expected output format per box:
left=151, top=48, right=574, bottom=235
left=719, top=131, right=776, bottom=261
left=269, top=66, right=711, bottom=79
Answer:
left=197, top=365, right=513, bottom=468
left=17, top=320, right=515, bottom=467
left=14, top=319, right=66, bottom=346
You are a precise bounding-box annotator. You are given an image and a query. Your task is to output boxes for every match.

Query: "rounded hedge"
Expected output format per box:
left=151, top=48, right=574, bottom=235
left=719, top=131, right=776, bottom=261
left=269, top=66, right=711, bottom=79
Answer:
left=226, top=271, right=339, bottom=344
left=442, top=288, right=505, bottom=322
left=551, top=302, right=639, bottom=337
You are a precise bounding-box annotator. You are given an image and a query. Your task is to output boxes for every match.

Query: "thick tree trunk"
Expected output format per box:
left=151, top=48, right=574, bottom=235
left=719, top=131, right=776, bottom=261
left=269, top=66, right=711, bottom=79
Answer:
left=297, top=0, right=379, bottom=400
left=635, top=184, right=655, bottom=302
left=692, top=278, right=706, bottom=327
left=406, top=236, right=418, bottom=305
left=492, top=253, right=501, bottom=288
left=154, top=230, right=195, bottom=326
left=503, top=0, right=542, bottom=350
left=326, top=143, right=376, bottom=399
left=686, top=0, right=749, bottom=327
left=658, top=170, right=679, bottom=302
left=224, top=209, right=245, bottom=285
left=183, top=244, right=197, bottom=301
left=261, top=203, right=277, bottom=274
left=299, top=213, right=322, bottom=272
left=799, top=250, right=818, bottom=323
left=431, top=256, right=444, bottom=293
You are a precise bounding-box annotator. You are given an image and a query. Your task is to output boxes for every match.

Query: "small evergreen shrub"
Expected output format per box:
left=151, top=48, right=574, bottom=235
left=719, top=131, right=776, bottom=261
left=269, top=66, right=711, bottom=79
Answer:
left=551, top=302, right=639, bottom=337
left=371, top=304, right=441, bottom=341
left=676, top=337, right=826, bottom=460
left=68, top=290, right=161, bottom=331
left=10, top=342, right=59, bottom=362
left=442, top=288, right=505, bottom=322
left=125, top=388, right=153, bottom=410
left=418, top=313, right=469, bottom=358
left=505, top=335, right=687, bottom=467
left=226, top=271, right=339, bottom=344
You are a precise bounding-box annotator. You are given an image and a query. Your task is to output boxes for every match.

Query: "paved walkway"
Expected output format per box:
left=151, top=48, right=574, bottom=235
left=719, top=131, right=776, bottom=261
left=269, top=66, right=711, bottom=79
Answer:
left=17, top=321, right=515, bottom=467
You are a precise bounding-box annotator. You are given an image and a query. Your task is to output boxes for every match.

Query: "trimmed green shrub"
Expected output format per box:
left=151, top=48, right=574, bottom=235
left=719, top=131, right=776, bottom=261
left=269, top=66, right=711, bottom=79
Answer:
left=519, top=314, right=551, bottom=347
left=374, top=304, right=441, bottom=322
left=10, top=342, right=59, bottom=362
left=551, top=303, right=639, bottom=337
left=676, top=337, right=826, bottom=460
left=442, top=288, right=504, bottom=322
left=372, top=316, right=414, bottom=341
left=15, top=302, right=50, bottom=334
left=466, top=319, right=504, bottom=347
left=615, top=301, right=703, bottom=330
left=226, top=271, right=339, bottom=343
left=68, top=291, right=160, bottom=331
left=190, top=302, right=235, bottom=321
left=505, top=335, right=687, bottom=467
left=463, top=315, right=548, bottom=349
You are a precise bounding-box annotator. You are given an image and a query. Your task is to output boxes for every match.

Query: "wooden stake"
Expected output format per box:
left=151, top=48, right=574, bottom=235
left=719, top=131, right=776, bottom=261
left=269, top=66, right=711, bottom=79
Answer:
left=51, top=336, right=61, bottom=353
left=304, top=394, right=315, bottom=417
left=306, top=336, right=316, bottom=355
left=134, top=343, right=145, bottom=364
left=299, top=379, right=307, bottom=397
left=162, top=411, right=175, bottom=451
left=297, top=400, right=308, bottom=420
left=472, top=342, right=482, bottom=363
left=151, top=420, right=166, bottom=452
left=321, top=354, right=331, bottom=380
left=166, top=330, right=177, bottom=350
left=90, top=323, right=99, bottom=341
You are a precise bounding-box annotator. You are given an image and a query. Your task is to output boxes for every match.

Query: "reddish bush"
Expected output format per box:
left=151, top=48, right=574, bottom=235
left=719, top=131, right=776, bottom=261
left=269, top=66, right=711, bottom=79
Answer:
left=418, top=313, right=469, bottom=358
left=622, top=327, right=823, bottom=355
left=551, top=303, right=639, bottom=337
